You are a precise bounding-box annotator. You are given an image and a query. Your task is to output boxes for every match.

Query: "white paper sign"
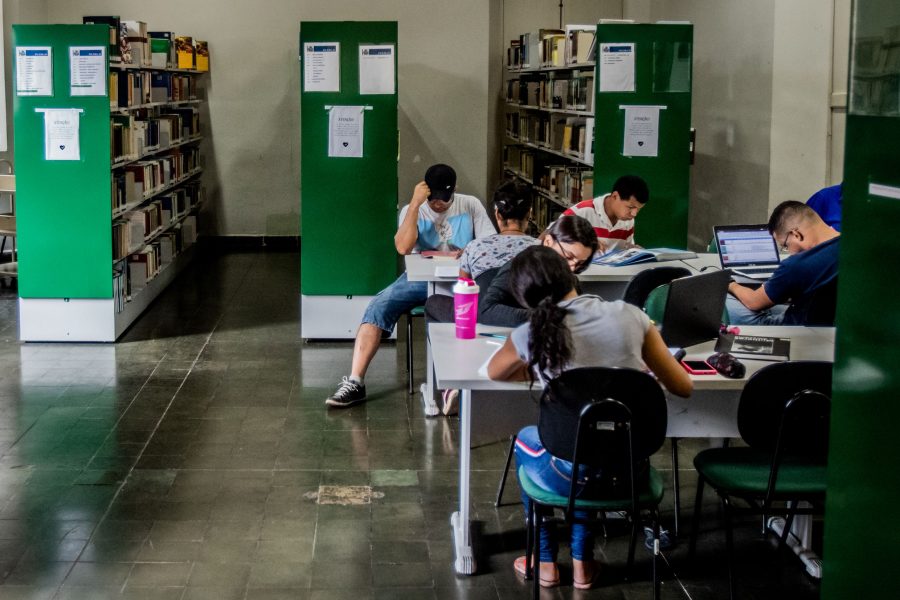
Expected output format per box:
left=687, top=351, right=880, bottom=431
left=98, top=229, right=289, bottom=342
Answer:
left=622, top=105, right=665, bottom=157
left=69, top=46, right=106, bottom=96
left=41, top=108, right=82, bottom=161
left=16, top=46, right=53, bottom=96
left=328, top=106, right=364, bottom=157
left=359, top=45, right=395, bottom=95
left=303, top=42, right=340, bottom=92
left=599, top=42, right=635, bottom=92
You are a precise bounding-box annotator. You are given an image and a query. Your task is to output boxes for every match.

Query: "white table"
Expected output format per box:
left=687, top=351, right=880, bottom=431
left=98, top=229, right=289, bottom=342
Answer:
left=405, top=253, right=727, bottom=415
left=428, top=322, right=835, bottom=575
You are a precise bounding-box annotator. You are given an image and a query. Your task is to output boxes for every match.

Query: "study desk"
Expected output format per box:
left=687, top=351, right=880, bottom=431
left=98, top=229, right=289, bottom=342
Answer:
left=428, top=322, right=836, bottom=575
left=405, top=253, right=725, bottom=414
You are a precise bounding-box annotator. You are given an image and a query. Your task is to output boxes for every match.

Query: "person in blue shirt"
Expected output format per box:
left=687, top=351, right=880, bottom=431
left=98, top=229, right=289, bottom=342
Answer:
left=727, top=201, right=840, bottom=325
left=806, top=183, right=842, bottom=231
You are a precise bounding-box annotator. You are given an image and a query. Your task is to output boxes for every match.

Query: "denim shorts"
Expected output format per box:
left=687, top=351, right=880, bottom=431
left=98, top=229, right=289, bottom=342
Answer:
left=361, top=273, right=428, bottom=332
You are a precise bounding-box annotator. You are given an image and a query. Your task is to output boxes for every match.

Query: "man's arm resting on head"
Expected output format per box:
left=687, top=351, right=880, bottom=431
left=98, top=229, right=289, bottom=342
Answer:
left=395, top=182, right=429, bottom=255
left=728, top=281, right=775, bottom=311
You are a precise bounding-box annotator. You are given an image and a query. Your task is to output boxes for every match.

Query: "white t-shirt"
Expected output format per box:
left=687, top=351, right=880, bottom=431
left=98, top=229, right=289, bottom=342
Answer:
left=563, top=193, right=635, bottom=250
left=398, top=193, right=495, bottom=251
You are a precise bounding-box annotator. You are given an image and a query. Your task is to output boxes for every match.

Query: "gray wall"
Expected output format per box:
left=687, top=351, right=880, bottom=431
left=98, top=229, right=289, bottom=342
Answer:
left=646, top=0, right=777, bottom=248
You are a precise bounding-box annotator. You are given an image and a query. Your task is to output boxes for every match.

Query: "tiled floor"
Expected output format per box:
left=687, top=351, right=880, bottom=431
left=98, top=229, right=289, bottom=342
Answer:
left=0, top=251, right=822, bottom=599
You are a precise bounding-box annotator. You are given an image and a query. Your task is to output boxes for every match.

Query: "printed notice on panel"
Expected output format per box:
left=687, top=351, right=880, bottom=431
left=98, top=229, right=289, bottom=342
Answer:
left=16, top=47, right=53, bottom=96
left=70, top=46, right=107, bottom=96
left=599, top=42, right=635, bottom=92
left=359, top=44, right=395, bottom=94
left=328, top=106, right=364, bottom=157
left=42, top=108, right=82, bottom=161
left=621, top=105, right=665, bottom=157
left=303, top=42, right=340, bottom=92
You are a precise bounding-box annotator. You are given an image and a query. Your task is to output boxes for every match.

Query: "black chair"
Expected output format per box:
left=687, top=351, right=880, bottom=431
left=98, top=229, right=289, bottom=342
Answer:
left=688, top=361, right=832, bottom=600
left=518, top=367, right=668, bottom=599
left=622, top=266, right=691, bottom=309
left=790, top=277, right=838, bottom=326
left=496, top=265, right=690, bottom=507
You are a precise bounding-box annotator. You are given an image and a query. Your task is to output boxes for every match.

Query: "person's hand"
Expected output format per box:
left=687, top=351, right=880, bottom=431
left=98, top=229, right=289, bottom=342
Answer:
left=624, top=242, right=643, bottom=250
left=452, top=248, right=464, bottom=259
left=597, top=240, right=609, bottom=254
left=411, top=181, right=430, bottom=208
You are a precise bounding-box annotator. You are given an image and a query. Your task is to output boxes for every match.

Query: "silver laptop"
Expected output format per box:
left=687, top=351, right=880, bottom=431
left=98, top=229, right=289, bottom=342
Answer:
left=713, top=225, right=781, bottom=280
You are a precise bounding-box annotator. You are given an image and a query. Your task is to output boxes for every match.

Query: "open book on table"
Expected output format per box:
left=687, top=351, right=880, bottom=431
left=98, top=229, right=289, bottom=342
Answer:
left=715, top=333, right=791, bottom=361
left=592, top=247, right=697, bottom=266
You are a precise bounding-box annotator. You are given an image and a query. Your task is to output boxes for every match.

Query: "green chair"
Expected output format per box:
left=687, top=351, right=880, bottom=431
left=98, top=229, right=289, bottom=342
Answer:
left=688, top=361, right=832, bottom=600
left=519, top=367, right=668, bottom=600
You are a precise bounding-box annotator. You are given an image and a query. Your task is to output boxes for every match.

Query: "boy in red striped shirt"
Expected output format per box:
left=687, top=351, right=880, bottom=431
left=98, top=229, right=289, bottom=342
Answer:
left=562, top=174, right=649, bottom=253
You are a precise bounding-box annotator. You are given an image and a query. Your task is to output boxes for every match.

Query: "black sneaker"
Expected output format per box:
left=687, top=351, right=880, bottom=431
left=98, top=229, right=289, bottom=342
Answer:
left=325, top=377, right=367, bottom=408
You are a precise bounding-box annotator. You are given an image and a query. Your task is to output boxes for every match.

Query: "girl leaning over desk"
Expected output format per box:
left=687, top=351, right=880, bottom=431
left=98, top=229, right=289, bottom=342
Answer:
left=487, top=245, right=692, bottom=589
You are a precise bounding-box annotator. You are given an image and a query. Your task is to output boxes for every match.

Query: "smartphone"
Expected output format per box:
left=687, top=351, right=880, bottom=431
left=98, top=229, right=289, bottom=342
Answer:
left=680, top=359, right=717, bottom=375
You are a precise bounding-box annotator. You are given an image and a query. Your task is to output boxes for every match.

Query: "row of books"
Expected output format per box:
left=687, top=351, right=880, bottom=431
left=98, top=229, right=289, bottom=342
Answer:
left=110, top=70, right=197, bottom=109
left=507, top=113, right=594, bottom=162
left=112, top=184, right=202, bottom=260
left=82, top=15, right=209, bottom=71
left=111, top=109, right=200, bottom=162
left=115, top=215, right=198, bottom=305
left=541, top=166, right=594, bottom=205
left=507, top=25, right=596, bottom=69
left=506, top=73, right=594, bottom=112
left=111, top=149, right=200, bottom=210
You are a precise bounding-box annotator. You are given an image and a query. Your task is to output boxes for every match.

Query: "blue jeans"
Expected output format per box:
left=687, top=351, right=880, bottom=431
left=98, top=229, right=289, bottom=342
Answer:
left=515, top=425, right=599, bottom=562
left=361, top=273, right=428, bottom=332
left=726, top=296, right=788, bottom=325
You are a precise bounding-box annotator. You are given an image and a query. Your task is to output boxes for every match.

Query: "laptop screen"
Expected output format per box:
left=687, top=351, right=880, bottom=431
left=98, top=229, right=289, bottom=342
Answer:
left=714, top=225, right=780, bottom=268
left=661, top=270, right=731, bottom=348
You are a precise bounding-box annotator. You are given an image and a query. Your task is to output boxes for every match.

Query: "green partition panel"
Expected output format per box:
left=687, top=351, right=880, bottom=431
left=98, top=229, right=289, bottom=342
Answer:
left=821, top=2, right=900, bottom=597
left=13, top=25, right=113, bottom=298
left=593, top=23, right=692, bottom=249
left=300, top=22, right=398, bottom=296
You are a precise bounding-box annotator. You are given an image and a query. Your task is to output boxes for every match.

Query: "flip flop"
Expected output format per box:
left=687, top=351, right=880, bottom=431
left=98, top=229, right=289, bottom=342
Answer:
left=573, top=560, right=603, bottom=590
left=513, top=555, right=560, bottom=588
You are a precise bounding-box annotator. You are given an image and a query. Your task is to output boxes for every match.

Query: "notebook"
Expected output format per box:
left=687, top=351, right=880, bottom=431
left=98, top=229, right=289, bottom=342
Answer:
left=660, top=270, right=731, bottom=348
left=713, top=224, right=781, bottom=280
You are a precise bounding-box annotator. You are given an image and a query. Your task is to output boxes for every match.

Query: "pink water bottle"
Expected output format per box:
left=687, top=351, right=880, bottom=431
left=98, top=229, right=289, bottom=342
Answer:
left=453, top=277, right=480, bottom=339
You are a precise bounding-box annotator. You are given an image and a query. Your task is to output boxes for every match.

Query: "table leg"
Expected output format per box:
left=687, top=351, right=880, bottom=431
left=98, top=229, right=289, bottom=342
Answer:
left=451, top=388, right=476, bottom=574
left=671, top=437, right=681, bottom=537
left=421, top=329, right=440, bottom=417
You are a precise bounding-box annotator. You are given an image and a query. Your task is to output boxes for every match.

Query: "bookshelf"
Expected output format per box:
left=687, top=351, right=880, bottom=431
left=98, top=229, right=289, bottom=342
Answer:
left=503, top=23, right=694, bottom=248
left=12, top=24, right=208, bottom=341
left=504, top=26, right=597, bottom=231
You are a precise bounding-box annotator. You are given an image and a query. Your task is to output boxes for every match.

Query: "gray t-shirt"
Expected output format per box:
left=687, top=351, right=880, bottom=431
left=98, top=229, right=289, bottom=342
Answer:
left=510, top=295, right=651, bottom=381
left=458, top=234, right=538, bottom=279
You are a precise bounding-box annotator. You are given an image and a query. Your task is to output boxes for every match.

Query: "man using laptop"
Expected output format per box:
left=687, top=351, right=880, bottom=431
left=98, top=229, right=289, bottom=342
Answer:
left=325, top=164, right=494, bottom=408
left=562, top=174, right=649, bottom=252
left=727, top=201, right=840, bottom=325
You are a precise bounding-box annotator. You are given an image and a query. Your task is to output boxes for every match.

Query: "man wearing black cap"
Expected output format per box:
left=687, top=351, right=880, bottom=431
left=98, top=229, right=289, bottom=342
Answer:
left=326, top=164, right=494, bottom=408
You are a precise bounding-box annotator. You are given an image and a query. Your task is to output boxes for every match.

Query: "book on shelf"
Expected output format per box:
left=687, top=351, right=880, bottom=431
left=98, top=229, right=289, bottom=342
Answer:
left=540, top=31, right=566, bottom=67
left=175, top=35, right=194, bottom=69
left=564, top=25, right=596, bottom=64
left=194, top=40, right=209, bottom=71
left=148, top=31, right=173, bottom=68
left=83, top=15, right=121, bottom=60
left=122, top=20, right=149, bottom=66
left=715, top=334, right=791, bottom=362
left=592, top=247, right=697, bottom=266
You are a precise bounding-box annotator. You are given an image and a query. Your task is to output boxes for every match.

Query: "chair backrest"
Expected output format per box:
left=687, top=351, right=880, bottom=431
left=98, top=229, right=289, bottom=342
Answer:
left=622, top=266, right=691, bottom=309
left=738, top=361, right=833, bottom=460
left=786, top=277, right=838, bottom=326
left=539, top=367, right=668, bottom=473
